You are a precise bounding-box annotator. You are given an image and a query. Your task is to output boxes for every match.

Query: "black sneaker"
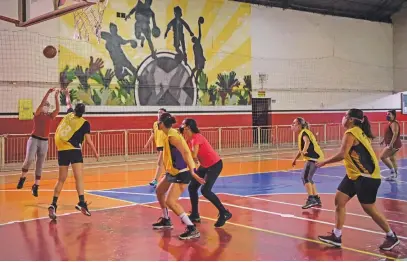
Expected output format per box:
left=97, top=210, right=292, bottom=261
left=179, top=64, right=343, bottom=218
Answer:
left=318, top=231, right=342, bottom=247
left=214, top=210, right=232, bottom=228
left=31, top=184, right=39, bottom=197
left=17, top=177, right=26, bottom=189
left=48, top=204, right=57, bottom=220
left=188, top=213, right=201, bottom=223
left=75, top=201, right=91, bottom=216
left=152, top=217, right=173, bottom=229
left=302, top=196, right=318, bottom=209
left=179, top=225, right=200, bottom=240
left=379, top=233, right=400, bottom=251
left=315, top=195, right=322, bottom=206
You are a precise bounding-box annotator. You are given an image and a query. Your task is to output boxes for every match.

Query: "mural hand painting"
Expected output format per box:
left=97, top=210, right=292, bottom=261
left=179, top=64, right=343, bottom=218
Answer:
left=58, top=0, right=252, bottom=107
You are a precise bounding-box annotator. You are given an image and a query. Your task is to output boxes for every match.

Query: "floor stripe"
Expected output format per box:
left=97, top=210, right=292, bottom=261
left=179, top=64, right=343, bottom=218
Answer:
left=221, top=193, right=407, bottom=226
left=141, top=203, right=399, bottom=261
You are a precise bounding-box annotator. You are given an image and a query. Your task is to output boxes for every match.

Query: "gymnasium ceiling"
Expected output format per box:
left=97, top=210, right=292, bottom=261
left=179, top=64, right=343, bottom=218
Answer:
left=231, top=0, right=407, bottom=23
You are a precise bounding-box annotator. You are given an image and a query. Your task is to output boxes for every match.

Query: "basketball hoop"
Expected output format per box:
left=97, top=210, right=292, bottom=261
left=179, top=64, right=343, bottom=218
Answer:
left=258, top=73, right=268, bottom=90
left=72, top=0, right=109, bottom=43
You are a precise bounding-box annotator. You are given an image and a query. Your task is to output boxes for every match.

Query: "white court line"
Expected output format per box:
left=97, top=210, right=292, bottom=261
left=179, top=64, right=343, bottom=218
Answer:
left=0, top=189, right=78, bottom=192
left=246, top=192, right=407, bottom=203
left=290, top=169, right=407, bottom=184
left=211, top=196, right=407, bottom=240
left=92, top=191, right=156, bottom=196
left=1, top=147, right=341, bottom=177
left=220, top=193, right=407, bottom=226
left=0, top=202, right=140, bottom=227
left=1, top=152, right=279, bottom=177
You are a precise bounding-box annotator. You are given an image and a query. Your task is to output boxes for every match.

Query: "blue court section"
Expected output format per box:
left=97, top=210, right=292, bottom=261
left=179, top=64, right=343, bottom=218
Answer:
left=88, top=159, right=407, bottom=204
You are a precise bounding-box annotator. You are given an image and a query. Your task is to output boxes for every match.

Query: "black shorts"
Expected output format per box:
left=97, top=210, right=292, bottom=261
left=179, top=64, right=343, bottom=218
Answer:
left=338, top=175, right=381, bottom=204
left=165, top=171, right=191, bottom=184
left=58, top=150, right=83, bottom=166
left=156, top=147, right=163, bottom=152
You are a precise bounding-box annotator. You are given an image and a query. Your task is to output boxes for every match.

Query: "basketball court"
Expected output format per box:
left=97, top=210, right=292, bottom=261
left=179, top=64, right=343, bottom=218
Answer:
left=0, top=0, right=406, bottom=261
left=0, top=143, right=406, bottom=260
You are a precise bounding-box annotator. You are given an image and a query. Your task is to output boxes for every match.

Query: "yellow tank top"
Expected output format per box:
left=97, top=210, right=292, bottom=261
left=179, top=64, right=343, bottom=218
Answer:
left=55, top=113, right=87, bottom=151
left=163, top=128, right=192, bottom=176
left=344, top=127, right=381, bottom=180
left=153, top=121, right=164, bottom=148
left=298, top=129, right=324, bottom=161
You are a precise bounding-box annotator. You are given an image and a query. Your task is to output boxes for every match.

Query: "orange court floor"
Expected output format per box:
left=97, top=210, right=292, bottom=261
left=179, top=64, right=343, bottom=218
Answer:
left=0, top=146, right=406, bottom=260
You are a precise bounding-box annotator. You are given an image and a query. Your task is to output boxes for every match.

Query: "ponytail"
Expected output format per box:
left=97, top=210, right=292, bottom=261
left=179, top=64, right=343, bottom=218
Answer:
left=355, top=116, right=374, bottom=140
left=159, top=113, right=176, bottom=128
left=296, top=117, right=309, bottom=129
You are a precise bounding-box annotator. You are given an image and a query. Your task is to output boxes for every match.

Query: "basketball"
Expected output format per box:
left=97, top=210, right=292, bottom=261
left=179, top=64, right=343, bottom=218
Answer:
left=130, top=40, right=138, bottom=48
left=43, top=45, right=57, bottom=59
left=198, top=16, right=204, bottom=24
left=152, top=27, right=161, bottom=38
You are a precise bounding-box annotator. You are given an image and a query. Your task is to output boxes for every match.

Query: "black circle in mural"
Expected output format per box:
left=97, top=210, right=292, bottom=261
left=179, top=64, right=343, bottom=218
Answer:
left=136, top=52, right=196, bottom=106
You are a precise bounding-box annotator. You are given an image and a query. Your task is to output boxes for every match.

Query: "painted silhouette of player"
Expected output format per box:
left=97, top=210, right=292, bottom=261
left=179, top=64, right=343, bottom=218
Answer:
left=125, top=0, right=160, bottom=59
left=101, top=23, right=138, bottom=80
left=190, top=17, right=206, bottom=86
left=164, top=6, right=194, bottom=63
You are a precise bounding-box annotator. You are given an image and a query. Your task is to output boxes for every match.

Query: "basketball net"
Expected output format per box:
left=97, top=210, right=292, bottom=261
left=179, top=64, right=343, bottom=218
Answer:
left=258, top=73, right=268, bottom=90
left=72, top=0, right=109, bottom=43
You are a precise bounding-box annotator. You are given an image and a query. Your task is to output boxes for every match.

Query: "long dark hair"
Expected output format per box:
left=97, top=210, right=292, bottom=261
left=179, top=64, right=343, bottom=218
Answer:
left=348, top=108, right=374, bottom=139
left=184, top=118, right=200, bottom=133
left=74, top=103, right=85, bottom=117
left=159, top=112, right=176, bottom=128
left=296, top=117, right=309, bottom=129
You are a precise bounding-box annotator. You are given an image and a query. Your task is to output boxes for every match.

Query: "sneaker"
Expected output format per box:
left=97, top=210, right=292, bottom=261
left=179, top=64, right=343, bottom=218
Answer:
left=318, top=231, right=342, bottom=247
left=385, top=172, right=398, bottom=181
left=315, top=195, right=322, bottom=206
left=188, top=213, right=201, bottom=223
left=302, top=196, right=318, bottom=209
left=31, top=184, right=39, bottom=197
left=17, top=177, right=26, bottom=189
left=149, top=179, right=158, bottom=187
left=179, top=225, right=200, bottom=240
left=48, top=204, right=57, bottom=220
left=379, top=233, right=400, bottom=251
left=152, top=217, right=173, bottom=229
left=75, top=201, right=91, bottom=216
left=214, top=210, right=232, bottom=228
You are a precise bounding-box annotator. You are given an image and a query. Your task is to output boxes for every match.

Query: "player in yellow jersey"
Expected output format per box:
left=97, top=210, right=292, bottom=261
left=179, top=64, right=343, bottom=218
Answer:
left=144, top=108, right=166, bottom=188
left=48, top=89, right=99, bottom=220
left=291, top=117, right=324, bottom=209
left=316, top=109, right=400, bottom=251
left=152, top=112, right=205, bottom=240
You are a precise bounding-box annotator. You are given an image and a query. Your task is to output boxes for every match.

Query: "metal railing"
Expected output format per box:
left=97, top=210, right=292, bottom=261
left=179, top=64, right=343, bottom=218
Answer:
left=0, top=121, right=405, bottom=170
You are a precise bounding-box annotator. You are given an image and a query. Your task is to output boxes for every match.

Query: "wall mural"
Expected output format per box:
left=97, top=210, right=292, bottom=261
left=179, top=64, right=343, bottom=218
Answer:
left=58, top=0, right=252, bottom=106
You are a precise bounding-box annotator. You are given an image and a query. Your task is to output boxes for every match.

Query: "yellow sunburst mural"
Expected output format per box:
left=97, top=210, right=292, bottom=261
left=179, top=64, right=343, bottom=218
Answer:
left=58, top=0, right=252, bottom=107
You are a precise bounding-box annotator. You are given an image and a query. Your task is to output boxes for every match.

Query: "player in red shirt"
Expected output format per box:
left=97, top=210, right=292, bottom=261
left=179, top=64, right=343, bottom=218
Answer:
left=380, top=110, right=402, bottom=181
left=180, top=118, right=232, bottom=227
left=17, top=88, right=60, bottom=197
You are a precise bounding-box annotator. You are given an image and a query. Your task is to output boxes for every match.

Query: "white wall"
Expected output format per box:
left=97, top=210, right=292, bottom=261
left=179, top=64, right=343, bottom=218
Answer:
left=0, top=0, right=400, bottom=113
left=393, top=4, right=407, bottom=93
left=0, top=0, right=63, bottom=112
left=251, top=6, right=395, bottom=110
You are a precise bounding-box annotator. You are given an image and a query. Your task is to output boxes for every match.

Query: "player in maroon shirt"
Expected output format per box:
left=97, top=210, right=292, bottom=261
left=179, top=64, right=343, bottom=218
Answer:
left=380, top=110, right=402, bottom=181
left=17, top=88, right=60, bottom=197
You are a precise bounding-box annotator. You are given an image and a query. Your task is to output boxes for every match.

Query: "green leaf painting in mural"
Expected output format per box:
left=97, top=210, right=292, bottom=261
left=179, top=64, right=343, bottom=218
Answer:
left=60, top=88, right=78, bottom=106
left=208, top=84, right=218, bottom=106
left=231, top=74, right=252, bottom=105
left=216, top=71, right=240, bottom=105
left=197, top=72, right=209, bottom=104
